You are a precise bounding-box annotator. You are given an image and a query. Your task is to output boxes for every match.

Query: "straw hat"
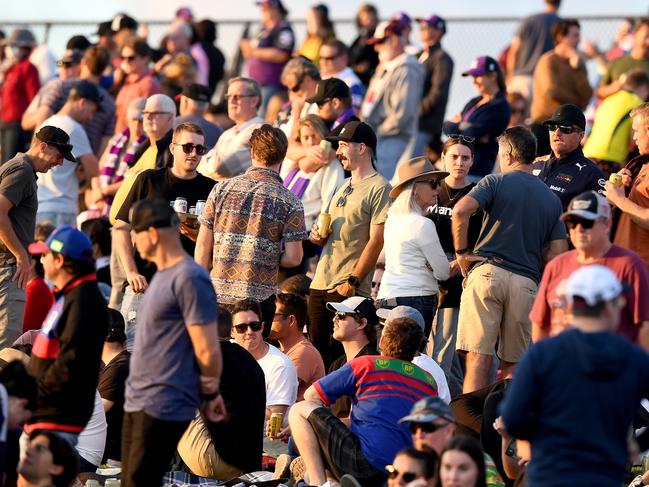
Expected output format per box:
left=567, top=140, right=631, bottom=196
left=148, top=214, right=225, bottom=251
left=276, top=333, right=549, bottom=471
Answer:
left=389, top=157, right=449, bottom=198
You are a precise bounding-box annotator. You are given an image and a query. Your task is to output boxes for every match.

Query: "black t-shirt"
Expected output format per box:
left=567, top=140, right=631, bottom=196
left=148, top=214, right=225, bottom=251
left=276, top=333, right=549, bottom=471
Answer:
left=98, top=349, right=131, bottom=461
left=427, top=181, right=483, bottom=308
left=115, top=168, right=215, bottom=281
left=206, top=341, right=266, bottom=473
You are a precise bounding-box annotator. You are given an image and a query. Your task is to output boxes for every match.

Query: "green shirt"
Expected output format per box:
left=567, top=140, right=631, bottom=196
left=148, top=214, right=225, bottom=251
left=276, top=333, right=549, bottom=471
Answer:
left=602, top=55, right=649, bottom=85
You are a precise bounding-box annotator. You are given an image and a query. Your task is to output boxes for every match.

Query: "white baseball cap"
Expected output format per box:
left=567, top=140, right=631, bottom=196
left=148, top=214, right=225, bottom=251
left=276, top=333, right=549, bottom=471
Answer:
left=326, top=297, right=376, bottom=319
left=565, top=265, right=623, bottom=306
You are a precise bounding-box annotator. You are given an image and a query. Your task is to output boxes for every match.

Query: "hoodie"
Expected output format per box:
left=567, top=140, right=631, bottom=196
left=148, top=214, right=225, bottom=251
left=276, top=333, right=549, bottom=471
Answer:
left=501, top=328, right=649, bottom=487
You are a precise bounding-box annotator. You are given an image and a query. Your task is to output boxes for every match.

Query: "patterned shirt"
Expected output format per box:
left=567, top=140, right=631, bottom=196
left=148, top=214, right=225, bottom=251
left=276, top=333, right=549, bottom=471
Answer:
left=198, top=167, right=307, bottom=304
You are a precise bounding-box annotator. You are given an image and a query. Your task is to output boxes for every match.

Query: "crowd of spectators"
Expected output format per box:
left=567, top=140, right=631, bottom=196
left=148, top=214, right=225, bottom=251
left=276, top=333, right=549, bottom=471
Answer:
left=0, top=1, right=649, bottom=486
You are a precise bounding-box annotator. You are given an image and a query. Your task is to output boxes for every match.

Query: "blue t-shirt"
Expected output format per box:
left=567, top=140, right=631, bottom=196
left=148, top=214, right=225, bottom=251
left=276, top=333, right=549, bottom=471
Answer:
left=315, top=355, right=439, bottom=472
left=125, top=257, right=218, bottom=421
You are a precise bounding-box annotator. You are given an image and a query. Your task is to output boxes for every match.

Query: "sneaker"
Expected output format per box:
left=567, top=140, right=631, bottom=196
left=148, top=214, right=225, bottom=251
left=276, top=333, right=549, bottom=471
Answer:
left=273, top=453, right=295, bottom=480
left=340, top=474, right=362, bottom=487
left=290, top=456, right=307, bottom=483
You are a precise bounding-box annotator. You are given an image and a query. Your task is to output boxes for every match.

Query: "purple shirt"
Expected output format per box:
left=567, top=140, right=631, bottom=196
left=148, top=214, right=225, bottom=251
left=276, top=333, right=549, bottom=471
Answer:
left=247, top=21, right=294, bottom=88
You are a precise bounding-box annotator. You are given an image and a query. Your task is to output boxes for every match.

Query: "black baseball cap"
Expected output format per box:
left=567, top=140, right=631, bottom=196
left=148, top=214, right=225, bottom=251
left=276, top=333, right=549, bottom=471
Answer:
left=543, top=104, right=586, bottom=131
left=327, top=121, right=377, bottom=153
left=96, top=21, right=115, bottom=37
left=69, top=80, right=103, bottom=111
left=180, top=83, right=211, bottom=103
left=129, top=198, right=180, bottom=233
left=306, top=78, right=350, bottom=104
left=34, top=126, right=75, bottom=162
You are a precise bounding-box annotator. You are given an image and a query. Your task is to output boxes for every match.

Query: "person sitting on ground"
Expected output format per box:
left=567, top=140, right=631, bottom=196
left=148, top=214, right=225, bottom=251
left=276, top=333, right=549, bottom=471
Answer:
left=288, top=316, right=438, bottom=487
left=435, top=436, right=488, bottom=487
left=177, top=307, right=266, bottom=480
left=270, top=293, right=325, bottom=402
left=382, top=447, right=437, bottom=487
left=17, top=431, right=78, bottom=487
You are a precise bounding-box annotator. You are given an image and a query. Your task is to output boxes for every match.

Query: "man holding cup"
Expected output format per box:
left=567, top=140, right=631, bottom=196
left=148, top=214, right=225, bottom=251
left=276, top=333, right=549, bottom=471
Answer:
left=309, top=121, right=391, bottom=368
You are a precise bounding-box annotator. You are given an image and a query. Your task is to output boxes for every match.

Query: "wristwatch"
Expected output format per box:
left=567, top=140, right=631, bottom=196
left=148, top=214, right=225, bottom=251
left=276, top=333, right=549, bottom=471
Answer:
left=455, top=247, right=470, bottom=255
left=347, top=275, right=361, bottom=288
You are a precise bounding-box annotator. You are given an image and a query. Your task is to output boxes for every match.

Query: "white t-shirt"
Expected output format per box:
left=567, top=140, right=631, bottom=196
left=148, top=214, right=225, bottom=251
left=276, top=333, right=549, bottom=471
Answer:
left=280, top=158, right=345, bottom=229
left=257, top=344, right=298, bottom=407
left=412, top=354, right=451, bottom=404
left=76, top=390, right=107, bottom=467
left=37, top=114, right=93, bottom=214
left=378, top=212, right=450, bottom=299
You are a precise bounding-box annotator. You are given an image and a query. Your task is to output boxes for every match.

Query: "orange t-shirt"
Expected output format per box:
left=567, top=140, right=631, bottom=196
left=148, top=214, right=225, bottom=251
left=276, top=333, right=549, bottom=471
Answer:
left=615, top=162, right=649, bottom=267
left=284, top=339, right=325, bottom=402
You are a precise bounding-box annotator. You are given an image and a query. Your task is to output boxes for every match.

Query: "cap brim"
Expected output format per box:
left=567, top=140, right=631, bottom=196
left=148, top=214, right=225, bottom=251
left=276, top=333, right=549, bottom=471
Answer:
left=326, top=302, right=357, bottom=313
left=305, top=94, right=326, bottom=104
left=59, top=145, right=76, bottom=162
left=560, top=210, right=599, bottom=221
left=28, top=241, right=50, bottom=255
left=376, top=308, right=390, bottom=320
left=462, top=69, right=482, bottom=77
left=389, top=170, right=450, bottom=199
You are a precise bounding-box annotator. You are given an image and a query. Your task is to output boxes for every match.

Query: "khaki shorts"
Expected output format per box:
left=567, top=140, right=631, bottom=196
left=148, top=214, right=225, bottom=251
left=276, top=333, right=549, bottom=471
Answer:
left=456, top=263, right=537, bottom=363
left=177, top=415, right=243, bottom=480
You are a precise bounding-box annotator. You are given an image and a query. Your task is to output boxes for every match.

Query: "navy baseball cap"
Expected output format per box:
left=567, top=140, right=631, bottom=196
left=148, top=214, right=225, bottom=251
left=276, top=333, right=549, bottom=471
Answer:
left=28, top=225, right=94, bottom=262
left=399, top=396, right=455, bottom=424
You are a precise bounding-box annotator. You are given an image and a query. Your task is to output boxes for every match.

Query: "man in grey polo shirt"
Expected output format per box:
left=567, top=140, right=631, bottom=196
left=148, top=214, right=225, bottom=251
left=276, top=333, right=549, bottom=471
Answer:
left=0, top=126, right=74, bottom=346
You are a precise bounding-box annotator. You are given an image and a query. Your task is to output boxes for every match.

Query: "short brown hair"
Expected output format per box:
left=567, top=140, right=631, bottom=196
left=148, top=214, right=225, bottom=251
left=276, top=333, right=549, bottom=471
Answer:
left=250, top=124, right=288, bottom=166
left=552, top=19, right=580, bottom=45
left=231, top=299, right=262, bottom=322
left=275, top=293, right=307, bottom=327
left=381, top=317, right=423, bottom=361
left=83, top=46, right=110, bottom=76
left=173, top=122, right=205, bottom=142
left=122, top=38, right=152, bottom=58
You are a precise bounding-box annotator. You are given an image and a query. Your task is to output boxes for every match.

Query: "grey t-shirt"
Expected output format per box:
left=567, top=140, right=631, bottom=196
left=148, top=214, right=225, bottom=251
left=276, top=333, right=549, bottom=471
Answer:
left=514, top=12, right=560, bottom=76
left=125, top=257, right=218, bottom=421
left=174, top=114, right=223, bottom=150
left=469, top=171, right=566, bottom=283
left=0, top=153, right=38, bottom=260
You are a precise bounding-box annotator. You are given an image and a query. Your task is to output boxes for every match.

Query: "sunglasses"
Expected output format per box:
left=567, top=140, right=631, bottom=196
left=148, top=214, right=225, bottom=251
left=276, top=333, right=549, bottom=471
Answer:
left=289, top=76, right=305, bottom=93
left=320, top=53, right=339, bottom=61
left=233, top=321, right=263, bottom=334
left=448, top=134, right=475, bottom=144
left=143, top=111, right=171, bottom=117
left=335, top=312, right=360, bottom=321
left=316, top=98, right=332, bottom=107
left=225, top=94, right=255, bottom=102
left=546, top=123, right=581, bottom=135
left=121, top=55, right=136, bottom=61
left=336, top=184, right=354, bottom=207
left=175, top=143, right=208, bottom=156
left=409, top=422, right=449, bottom=435
left=57, top=61, right=76, bottom=68
left=417, top=179, right=440, bottom=190
left=565, top=218, right=597, bottom=230
left=385, top=465, right=419, bottom=483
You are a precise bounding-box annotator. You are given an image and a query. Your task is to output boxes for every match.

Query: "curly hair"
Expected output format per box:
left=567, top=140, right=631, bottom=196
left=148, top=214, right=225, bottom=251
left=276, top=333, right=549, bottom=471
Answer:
left=250, top=124, right=289, bottom=166
left=381, top=317, right=423, bottom=361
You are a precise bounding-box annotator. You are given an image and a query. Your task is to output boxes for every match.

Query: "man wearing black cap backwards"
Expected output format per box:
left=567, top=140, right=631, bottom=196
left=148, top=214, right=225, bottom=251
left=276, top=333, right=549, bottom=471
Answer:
left=309, top=121, right=390, bottom=367
left=532, top=103, right=605, bottom=210
left=0, top=126, right=73, bottom=347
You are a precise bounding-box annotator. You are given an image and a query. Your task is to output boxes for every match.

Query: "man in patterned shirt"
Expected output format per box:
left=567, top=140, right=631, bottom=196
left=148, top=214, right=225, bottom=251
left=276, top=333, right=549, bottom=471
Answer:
left=196, top=124, right=307, bottom=334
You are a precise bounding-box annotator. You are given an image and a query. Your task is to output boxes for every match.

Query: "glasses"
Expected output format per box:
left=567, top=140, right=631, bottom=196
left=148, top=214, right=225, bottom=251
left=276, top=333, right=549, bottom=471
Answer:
left=409, top=422, right=449, bottom=435
left=226, top=94, right=255, bottom=102
left=57, top=61, right=76, bottom=68
left=335, top=312, right=360, bottom=321
left=316, top=98, right=332, bottom=107
left=233, top=321, right=263, bottom=334
left=417, top=179, right=440, bottom=190
left=565, top=218, right=597, bottom=230
left=174, top=143, right=208, bottom=156
left=143, top=111, right=171, bottom=118
left=289, top=76, right=305, bottom=93
left=546, top=123, right=581, bottom=135
left=121, top=55, right=136, bottom=61
left=274, top=312, right=289, bottom=319
left=448, top=134, right=475, bottom=144
left=385, top=465, right=419, bottom=483
left=320, top=53, right=340, bottom=61
left=336, top=184, right=354, bottom=207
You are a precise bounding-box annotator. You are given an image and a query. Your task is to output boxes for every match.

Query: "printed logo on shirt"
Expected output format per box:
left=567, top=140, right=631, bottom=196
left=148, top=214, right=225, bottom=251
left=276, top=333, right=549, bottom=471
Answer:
left=429, top=204, right=453, bottom=217
left=401, top=363, right=416, bottom=376
left=575, top=163, right=587, bottom=171
left=550, top=185, right=566, bottom=193
left=277, top=30, right=294, bottom=50
left=376, top=358, right=390, bottom=369
left=597, top=178, right=606, bottom=189
left=556, top=173, right=573, bottom=183
left=532, top=169, right=541, bottom=176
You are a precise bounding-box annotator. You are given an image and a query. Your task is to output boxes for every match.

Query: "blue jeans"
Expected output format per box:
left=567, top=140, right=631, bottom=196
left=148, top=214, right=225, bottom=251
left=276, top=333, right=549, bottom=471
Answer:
left=376, top=295, right=438, bottom=351
left=376, top=135, right=411, bottom=182
left=121, top=286, right=144, bottom=352
left=36, top=211, right=77, bottom=227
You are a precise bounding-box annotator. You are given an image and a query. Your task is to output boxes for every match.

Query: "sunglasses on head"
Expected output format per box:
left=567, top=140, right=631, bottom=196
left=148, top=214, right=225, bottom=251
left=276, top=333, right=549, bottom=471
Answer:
left=547, top=123, right=581, bottom=135
left=233, top=321, right=263, bottom=334
left=176, top=143, right=208, bottom=156
left=448, top=133, right=475, bottom=145
left=385, top=465, right=419, bottom=483
left=408, top=422, right=449, bottom=435
left=565, top=218, right=597, bottom=230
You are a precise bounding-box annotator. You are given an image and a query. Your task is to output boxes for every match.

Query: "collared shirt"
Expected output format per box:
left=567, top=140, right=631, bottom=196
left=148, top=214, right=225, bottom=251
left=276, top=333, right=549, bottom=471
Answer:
left=532, top=147, right=605, bottom=210
left=197, top=116, right=264, bottom=178
left=198, top=167, right=307, bottom=304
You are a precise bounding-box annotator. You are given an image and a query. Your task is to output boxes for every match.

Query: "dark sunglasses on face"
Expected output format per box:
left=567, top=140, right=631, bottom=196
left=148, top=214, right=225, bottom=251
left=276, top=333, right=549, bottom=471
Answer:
left=418, top=179, right=440, bottom=190
left=448, top=134, right=475, bottom=144
left=316, top=98, right=332, bottom=107
left=57, top=61, right=76, bottom=68
left=335, top=312, right=360, bottom=321
left=386, top=465, right=419, bottom=483
left=565, top=218, right=596, bottom=230
left=176, top=143, right=208, bottom=156
left=289, top=76, right=305, bottom=93
left=320, top=53, right=339, bottom=61
left=233, top=321, right=263, bottom=334
left=409, top=422, right=448, bottom=435
left=121, top=55, right=136, bottom=61
left=547, top=123, right=580, bottom=135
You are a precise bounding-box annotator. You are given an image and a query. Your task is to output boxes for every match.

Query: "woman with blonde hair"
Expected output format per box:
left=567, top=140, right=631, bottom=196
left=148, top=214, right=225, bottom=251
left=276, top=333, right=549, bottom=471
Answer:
left=376, top=157, right=450, bottom=340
